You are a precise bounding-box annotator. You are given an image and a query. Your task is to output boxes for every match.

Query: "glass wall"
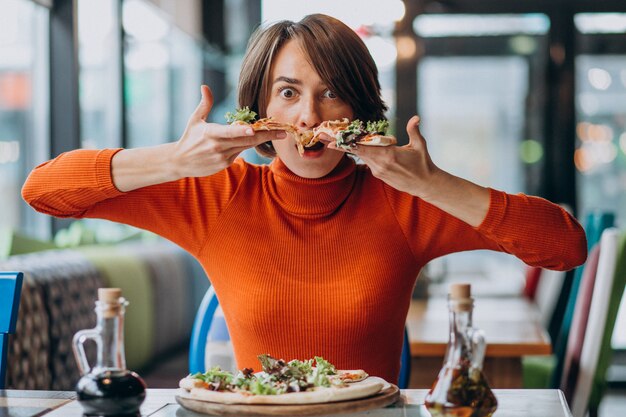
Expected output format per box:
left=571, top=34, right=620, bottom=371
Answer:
left=414, top=14, right=550, bottom=285
left=78, top=0, right=122, bottom=150
left=123, top=0, right=172, bottom=148
left=122, top=0, right=204, bottom=148
left=0, top=0, right=50, bottom=239
left=574, top=13, right=626, bottom=349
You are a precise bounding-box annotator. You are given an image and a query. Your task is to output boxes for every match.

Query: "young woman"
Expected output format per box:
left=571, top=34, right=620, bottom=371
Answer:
left=22, top=14, right=586, bottom=383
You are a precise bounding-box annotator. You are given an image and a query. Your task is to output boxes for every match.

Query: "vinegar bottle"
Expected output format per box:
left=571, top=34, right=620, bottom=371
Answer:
left=73, top=288, right=147, bottom=417
left=424, top=283, right=498, bottom=417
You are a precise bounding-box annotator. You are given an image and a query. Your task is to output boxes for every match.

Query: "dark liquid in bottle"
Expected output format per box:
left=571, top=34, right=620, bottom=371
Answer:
left=76, top=370, right=146, bottom=417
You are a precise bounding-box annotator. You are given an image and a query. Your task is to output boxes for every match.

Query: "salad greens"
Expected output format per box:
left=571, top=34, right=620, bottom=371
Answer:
left=335, top=119, right=389, bottom=150
left=225, top=107, right=257, bottom=124
left=190, top=354, right=345, bottom=395
left=365, top=120, right=389, bottom=135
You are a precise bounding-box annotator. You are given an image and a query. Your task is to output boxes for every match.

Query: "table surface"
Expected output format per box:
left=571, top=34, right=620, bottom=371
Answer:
left=0, top=388, right=573, bottom=417
left=407, top=297, right=552, bottom=357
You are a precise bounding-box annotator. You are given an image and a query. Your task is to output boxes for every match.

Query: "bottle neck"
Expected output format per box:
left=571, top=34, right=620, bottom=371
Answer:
left=444, top=299, right=474, bottom=366
left=94, top=303, right=127, bottom=371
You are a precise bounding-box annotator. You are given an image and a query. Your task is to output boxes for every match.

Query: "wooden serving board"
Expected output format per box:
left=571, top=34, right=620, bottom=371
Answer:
left=175, top=385, right=400, bottom=416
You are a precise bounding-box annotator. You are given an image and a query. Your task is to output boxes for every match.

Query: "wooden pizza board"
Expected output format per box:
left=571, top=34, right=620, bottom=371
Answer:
left=175, top=384, right=401, bottom=416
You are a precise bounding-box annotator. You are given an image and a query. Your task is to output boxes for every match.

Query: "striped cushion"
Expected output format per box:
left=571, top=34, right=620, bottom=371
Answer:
left=0, top=250, right=102, bottom=389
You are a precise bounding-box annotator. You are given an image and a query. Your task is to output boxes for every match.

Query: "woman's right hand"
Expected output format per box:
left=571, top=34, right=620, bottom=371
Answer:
left=172, top=85, right=286, bottom=178
left=111, top=85, right=285, bottom=192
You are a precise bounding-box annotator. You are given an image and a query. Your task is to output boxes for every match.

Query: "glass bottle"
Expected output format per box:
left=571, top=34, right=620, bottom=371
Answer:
left=424, top=283, right=498, bottom=417
left=73, top=288, right=146, bottom=417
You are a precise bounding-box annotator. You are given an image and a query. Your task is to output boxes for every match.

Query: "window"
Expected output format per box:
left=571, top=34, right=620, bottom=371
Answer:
left=122, top=0, right=204, bottom=148
left=78, top=0, right=123, bottom=149
left=574, top=13, right=626, bottom=349
left=123, top=0, right=172, bottom=148
left=0, top=0, right=50, bottom=239
left=414, top=14, right=551, bottom=287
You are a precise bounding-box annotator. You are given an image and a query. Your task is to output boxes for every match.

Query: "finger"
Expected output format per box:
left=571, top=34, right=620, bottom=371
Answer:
left=209, top=125, right=287, bottom=146
left=406, top=115, right=426, bottom=149
left=226, top=144, right=259, bottom=158
left=326, top=142, right=352, bottom=153
left=346, top=143, right=392, bottom=162
left=316, top=133, right=334, bottom=143
left=192, top=85, right=214, bottom=122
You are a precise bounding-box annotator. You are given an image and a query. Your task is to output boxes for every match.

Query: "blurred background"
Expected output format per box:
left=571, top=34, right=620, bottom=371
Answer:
left=1, top=0, right=625, bottom=412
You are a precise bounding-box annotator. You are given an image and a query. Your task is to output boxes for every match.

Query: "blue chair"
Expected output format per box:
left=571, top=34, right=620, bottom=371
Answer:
left=189, top=286, right=412, bottom=388
left=1, top=271, right=24, bottom=389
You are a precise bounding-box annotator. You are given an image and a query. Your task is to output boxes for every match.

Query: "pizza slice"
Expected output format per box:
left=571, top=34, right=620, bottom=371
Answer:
left=313, top=119, right=397, bottom=151
left=225, top=108, right=396, bottom=156
left=226, top=107, right=298, bottom=134
left=335, top=369, right=369, bottom=383
left=226, top=107, right=318, bottom=154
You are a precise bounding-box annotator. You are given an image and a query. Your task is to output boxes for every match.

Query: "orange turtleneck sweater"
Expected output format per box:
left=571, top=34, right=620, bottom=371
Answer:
left=22, top=149, right=586, bottom=383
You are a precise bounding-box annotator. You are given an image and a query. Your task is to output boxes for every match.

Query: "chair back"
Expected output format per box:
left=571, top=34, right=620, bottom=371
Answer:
left=523, top=265, right=542, bottom=301
left=534, top=269, right=567, bottom=328
left=189, top=286, right=412, bottom=388
left=0, top=271, right=24, bottom=389
left=549, top=211, right=614, bottom=388
left=570, top=228, right=626, bottom=417
left=561, top=243, right=601, bottom=402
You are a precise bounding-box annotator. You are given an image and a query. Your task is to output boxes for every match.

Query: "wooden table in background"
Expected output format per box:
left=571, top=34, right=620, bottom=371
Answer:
left=407, top=297, right=551, bottom=388
left=1, top=389, right=573, bottom=416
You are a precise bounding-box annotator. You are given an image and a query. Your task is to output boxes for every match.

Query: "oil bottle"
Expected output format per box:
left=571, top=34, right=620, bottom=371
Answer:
left=424, top=283, right=498, bottom=417
left=73, top=288, right=146, bottom=416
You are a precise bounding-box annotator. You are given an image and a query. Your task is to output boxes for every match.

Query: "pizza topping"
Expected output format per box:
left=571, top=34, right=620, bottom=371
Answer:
left=225, top=107, right=257, bottom=124
left=185, top=354, right=363, bottom=396
left=334, top=119, right=391, bottom=150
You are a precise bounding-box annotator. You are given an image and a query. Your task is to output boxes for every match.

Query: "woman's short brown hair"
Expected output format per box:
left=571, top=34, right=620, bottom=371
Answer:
left=237, top=14, right=388, bottom=158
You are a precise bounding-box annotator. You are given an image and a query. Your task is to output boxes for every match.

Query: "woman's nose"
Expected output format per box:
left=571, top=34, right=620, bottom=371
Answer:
left=296, top=97, right=322, bottom=129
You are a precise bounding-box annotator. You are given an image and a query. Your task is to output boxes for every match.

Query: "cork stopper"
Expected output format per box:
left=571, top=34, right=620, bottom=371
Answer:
left=99, top=288, right=122, bottom=303
left=450, top=283, right=471, bottom=300
left=98, top=288, right=123, bottom=318
left=449, top=283, right=473, bottom=312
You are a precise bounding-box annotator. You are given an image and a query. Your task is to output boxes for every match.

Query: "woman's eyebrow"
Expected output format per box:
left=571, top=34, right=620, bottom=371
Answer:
left=273, top=76, right=301, bottom=85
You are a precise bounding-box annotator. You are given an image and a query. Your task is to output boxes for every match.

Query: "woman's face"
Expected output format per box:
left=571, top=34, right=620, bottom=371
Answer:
left=266, top=39, right=353, bottom=178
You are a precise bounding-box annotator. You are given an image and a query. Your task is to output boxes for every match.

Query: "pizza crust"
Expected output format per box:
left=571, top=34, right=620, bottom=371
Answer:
left=357, top=135, right=397, bottom=146
left=178, top=377, right=385, bottom=405
left=336, top=369, right=369, bottom=383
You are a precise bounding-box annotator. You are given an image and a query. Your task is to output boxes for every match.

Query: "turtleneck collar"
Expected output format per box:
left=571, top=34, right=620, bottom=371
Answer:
left=267, top=156, right=357, bottom=218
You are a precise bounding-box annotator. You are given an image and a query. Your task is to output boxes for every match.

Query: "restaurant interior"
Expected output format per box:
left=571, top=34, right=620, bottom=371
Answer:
left=1, top=0, right=626, bottom=416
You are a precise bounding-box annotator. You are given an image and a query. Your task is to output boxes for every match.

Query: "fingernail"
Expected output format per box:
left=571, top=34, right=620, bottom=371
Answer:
left=275, top=131, right=287, bottom=139
left=246, top=128, right=254, bottom=136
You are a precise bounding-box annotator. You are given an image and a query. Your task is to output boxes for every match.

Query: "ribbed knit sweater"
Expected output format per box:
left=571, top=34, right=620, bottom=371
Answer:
left=22, top=149, right=587, bottom=382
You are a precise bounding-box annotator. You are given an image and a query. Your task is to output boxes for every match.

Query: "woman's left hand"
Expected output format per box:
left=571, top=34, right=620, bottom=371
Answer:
left=328, top=115, right=490, bottom=227
left=328, top=116, right=441, bottom=200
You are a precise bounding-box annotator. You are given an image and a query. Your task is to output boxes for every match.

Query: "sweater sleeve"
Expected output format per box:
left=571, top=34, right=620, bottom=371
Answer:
left=385, top=186, right=587, bottom=271
left=21, top=148, right=248, bottom=256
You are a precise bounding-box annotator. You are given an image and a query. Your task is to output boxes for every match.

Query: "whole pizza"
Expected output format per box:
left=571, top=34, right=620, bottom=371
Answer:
left=178, top=354, right=387, bottom=405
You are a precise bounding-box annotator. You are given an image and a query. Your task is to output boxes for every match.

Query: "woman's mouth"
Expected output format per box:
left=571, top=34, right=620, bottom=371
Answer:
left=306, top=141, right=325, bottom=151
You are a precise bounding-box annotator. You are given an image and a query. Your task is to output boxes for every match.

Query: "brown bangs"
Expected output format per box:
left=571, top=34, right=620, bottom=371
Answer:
left=293, top=14, right=387, bottom=122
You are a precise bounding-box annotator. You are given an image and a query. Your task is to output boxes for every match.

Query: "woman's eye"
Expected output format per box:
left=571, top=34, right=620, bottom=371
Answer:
left=323, top=90, right=338, bottom=99
left=279, top=88, right=296, bottom=99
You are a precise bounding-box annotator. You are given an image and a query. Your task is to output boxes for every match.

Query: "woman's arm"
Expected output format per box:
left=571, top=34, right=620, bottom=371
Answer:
left=348, top=116, right=586, bottom=270
left=111, top=85, right=285, bottom=192
left=21, top=85, right=285, bottom=254
left=329, top=116, right=490, bottom=227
